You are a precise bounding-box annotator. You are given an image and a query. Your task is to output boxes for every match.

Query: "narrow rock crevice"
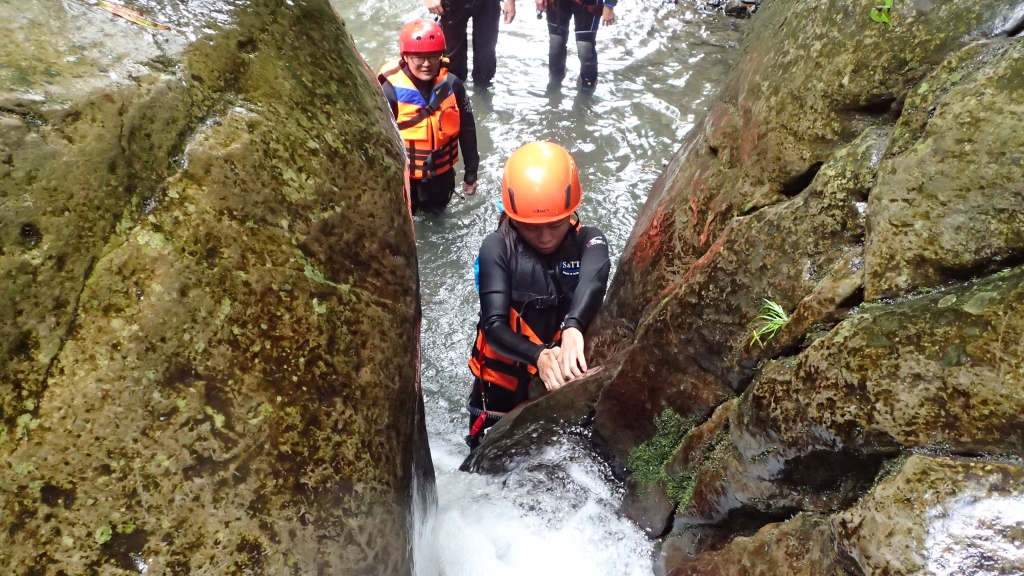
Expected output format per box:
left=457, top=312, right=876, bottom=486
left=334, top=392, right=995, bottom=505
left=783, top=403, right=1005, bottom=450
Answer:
left=780, top=162, right=823, bottom=197
left=933, top=249, right=1024, bottom=287
left=0, top=106, right=49, bottom=128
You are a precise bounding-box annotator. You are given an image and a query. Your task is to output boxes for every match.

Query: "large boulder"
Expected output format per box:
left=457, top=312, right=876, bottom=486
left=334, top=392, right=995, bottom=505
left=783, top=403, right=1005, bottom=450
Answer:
left=0, top=0, right=427, bottom=574
left=593, top=126, right=890, bottom=473
left=590, top=0, right=1023, bottom=476
left=598, top=0, right=1017, bottom=332
left=661, top=513, right=843, bottom=576
left=674, top=264, right=1024, bottom=533
left=865, top=38, right=1024, bottom=298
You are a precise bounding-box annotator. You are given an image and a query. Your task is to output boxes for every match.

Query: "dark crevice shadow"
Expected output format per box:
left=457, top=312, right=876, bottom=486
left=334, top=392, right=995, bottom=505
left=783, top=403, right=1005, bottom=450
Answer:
left=780, top=162, right=823, bottom=197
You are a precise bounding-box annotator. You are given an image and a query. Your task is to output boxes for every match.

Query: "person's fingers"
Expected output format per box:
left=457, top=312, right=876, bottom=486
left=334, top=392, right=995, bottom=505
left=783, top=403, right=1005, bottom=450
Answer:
left=578, top=350, right=588, bottom=374
left=571, top=357, right=583, bottom=378
left=562, top=348, right=583, bottom=381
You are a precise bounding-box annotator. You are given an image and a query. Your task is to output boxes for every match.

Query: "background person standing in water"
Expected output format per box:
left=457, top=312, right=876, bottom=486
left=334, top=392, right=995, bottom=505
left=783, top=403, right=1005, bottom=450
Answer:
left=537, top=0, right=616, bottom=92
left=466, top=142, right=611, bottom=449
left=378, top=20, right=480, bottom=214
left=426, top=0, right=517, bottom=88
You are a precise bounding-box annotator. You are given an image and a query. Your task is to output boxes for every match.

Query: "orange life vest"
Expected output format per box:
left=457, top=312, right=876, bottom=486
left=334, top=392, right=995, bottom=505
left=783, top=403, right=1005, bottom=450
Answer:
left=378, top=59, right=461, bottom=180
left=469, top=309, right=563, bottom=392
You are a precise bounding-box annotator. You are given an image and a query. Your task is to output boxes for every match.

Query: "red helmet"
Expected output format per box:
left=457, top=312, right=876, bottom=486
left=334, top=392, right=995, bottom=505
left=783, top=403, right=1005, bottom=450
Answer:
left=399, top=20, right=446, bottom=54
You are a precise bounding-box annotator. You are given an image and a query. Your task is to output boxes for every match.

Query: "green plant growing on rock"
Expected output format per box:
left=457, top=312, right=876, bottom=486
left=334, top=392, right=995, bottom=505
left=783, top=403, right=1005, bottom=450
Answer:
left=749, top=299, right=790, bottom=347
left=870, top=0, right=893, bottom=25
left=627, top=409, right=702, bottom=489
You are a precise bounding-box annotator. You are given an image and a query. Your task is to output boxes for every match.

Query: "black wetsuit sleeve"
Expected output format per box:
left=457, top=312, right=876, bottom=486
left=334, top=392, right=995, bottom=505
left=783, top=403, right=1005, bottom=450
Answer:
left=380, top=80, right=399, bottom=119
left=562, top=227, right=611, bottom=333
left=477, top=233, right=545, bottom=366
left=453, top=78, right=479, bottom=185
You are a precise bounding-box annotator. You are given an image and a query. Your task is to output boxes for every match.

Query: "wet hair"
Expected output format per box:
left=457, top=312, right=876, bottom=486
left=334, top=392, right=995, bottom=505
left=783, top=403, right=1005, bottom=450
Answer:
left=497, top=212, right=580, bottom=258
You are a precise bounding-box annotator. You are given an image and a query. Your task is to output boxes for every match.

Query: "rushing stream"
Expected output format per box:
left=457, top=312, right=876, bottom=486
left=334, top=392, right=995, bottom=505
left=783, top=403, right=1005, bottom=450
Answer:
left=331, top=0, right=745, bottom=572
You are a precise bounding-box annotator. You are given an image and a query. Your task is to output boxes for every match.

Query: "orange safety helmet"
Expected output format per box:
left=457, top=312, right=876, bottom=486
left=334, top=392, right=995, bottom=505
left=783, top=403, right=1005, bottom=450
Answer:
left=399, top=20, right=446, bottom=54
left=501, top=142, right=582, bottom=224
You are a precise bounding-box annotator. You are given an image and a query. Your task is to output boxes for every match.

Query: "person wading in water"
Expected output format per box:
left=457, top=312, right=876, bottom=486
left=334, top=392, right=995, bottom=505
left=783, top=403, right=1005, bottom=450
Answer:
left=425, top=0, right=517, bottom=88
left=466, top=141, right=610, bottom=449
left=378, top=20, right=480, bottom=214
left=537, top=0, right=616, bottom=93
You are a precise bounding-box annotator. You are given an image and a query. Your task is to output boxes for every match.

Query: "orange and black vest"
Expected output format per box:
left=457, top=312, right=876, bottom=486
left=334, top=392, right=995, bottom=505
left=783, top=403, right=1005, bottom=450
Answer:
left=378, top=60, right=461, bottom=180
left=469, top=221, right=583, bottom=392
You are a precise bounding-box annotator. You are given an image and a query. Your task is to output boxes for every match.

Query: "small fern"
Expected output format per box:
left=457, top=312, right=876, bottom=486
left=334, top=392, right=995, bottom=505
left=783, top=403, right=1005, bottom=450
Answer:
left=749, top=299, right=790, bottom=347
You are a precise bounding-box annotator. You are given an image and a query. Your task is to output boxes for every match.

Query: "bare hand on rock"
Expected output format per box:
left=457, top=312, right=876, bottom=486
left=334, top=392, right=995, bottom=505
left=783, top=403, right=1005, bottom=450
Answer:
left=559, top=327, right=587, bottom=382
left=537, top=347, right=566, bottom=390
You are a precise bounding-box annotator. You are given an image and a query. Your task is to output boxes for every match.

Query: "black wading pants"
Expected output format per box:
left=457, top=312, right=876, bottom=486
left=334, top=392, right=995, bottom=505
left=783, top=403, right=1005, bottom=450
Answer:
left=546, top=0, right=602, bottom=89
left=466, top=377, right=529, bottom=449
left=442, top=0, right=502, bottom=86
left=409, top=169, right=456, bottom=215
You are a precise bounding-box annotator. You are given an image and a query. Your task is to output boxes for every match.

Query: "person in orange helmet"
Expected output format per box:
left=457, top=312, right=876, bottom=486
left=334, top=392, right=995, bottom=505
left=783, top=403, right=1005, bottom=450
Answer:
left=378, top=20, right=479, bottom=214
left=466, top=142, right=610, bottom=448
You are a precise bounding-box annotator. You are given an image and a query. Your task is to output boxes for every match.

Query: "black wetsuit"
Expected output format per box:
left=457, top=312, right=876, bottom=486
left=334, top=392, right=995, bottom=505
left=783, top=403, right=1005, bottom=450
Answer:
left=546, top=0, right=616, bottom=90
left=441, top=0, right=503, bottom=87
left=468, top=219, right=610, bottom=444
left=380, top=64, right=480, bottom=214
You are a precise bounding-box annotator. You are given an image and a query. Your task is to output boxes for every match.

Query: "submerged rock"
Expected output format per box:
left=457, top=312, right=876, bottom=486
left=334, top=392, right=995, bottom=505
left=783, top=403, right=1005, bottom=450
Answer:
left=0, top=0, right=426, bottom=573
left=834, top=455, right=1024, bottom=575
left=662, top=513, right=843, bottom=576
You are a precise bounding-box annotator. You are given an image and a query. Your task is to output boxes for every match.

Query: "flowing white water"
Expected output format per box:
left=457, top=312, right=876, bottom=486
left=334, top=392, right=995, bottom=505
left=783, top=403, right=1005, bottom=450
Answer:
left=330, top=1, right=745, bottom=573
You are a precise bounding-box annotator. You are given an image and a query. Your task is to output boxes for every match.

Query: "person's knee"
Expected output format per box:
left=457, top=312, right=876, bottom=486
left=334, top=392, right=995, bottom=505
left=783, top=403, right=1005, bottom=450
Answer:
left=577, top=40, right=597, bottom=65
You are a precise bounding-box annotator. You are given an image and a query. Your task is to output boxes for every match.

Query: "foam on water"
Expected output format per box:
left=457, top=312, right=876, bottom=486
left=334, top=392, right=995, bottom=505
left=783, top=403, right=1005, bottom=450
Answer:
left=415, top=441, right=652, bottom=576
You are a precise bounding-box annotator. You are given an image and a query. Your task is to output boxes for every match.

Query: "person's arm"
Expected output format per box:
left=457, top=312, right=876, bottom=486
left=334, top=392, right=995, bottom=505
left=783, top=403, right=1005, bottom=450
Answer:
left=601, top=0, right=615, bottom=25
left=562, top=227, right=611, bottom=333
left=426, top=0, right=444, bottom=15
left=477, top=234, right=545, bottom=366
left=503, top=0, right=516, bottom=23
left=453, top=78, right=479, bottom=189
left=380, top=80, right=399, bottom=119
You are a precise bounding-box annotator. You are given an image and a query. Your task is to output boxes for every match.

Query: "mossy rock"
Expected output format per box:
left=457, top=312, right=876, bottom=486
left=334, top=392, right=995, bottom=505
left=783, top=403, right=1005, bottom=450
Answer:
left=0, top=0, right=425, bottom=573
left=865, top=39, right=1024, bottom=299
left=834, top=455, right=1024, bottom=575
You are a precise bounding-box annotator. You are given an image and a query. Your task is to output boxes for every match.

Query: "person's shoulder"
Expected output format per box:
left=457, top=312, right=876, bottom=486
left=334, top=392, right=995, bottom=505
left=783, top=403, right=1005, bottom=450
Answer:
left=576, top=225, right=608, bottom=248
left=577, top=225, right=607, bottom=239
left=447, top=72, right=467, bottom=94
left=480, top=230, right=505, bottom=253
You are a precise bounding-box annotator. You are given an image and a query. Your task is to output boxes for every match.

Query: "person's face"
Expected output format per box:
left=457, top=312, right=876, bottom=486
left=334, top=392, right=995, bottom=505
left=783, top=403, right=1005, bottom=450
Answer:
left=404, top=51, right=443, bottom=81
left=515, top=217, right=572, bottom=255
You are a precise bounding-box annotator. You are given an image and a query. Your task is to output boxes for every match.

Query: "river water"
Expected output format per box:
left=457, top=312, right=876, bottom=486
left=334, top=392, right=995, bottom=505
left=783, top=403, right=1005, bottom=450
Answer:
left=330, top=0, right=744, bottom=573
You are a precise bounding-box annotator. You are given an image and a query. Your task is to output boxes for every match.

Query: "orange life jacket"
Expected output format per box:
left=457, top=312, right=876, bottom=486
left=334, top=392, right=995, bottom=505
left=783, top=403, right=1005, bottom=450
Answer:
left=469, top=309, right=563, bottom=392
left=378, top=59, right=461, bottom=180
left=468, top=219, right=582, bottom=392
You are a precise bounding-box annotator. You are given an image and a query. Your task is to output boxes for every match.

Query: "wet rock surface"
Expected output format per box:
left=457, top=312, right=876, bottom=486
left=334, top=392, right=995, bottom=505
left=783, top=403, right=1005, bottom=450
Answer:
left=865, top=39, right=1024, bottom=299
left=462, top=363, right=618, bottom=476
left=663, top=513, right=843, bottom=576
left=592, top=126, right=890, bottom=473
left=1, top=0, right=425, bottom=574
left=834, top=455, right=1024, bottom=575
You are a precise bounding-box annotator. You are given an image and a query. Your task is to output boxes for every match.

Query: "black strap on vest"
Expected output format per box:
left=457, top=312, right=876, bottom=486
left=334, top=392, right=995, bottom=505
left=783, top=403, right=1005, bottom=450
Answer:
left=395, top=74, right=456, bottom=131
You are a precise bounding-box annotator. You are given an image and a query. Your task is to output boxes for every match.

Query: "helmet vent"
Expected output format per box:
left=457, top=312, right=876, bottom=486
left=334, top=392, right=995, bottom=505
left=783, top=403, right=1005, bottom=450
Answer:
left=564, top=184, right=571, bottom=209
left=507, top=187, right=519, bottom=213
